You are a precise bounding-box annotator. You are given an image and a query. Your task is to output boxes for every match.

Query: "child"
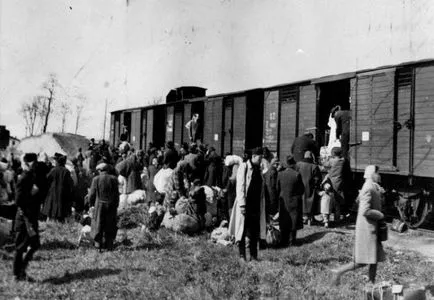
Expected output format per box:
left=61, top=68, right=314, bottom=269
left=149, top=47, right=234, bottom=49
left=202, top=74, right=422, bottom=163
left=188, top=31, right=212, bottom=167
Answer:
left=319, top=181, right=334, bottom=228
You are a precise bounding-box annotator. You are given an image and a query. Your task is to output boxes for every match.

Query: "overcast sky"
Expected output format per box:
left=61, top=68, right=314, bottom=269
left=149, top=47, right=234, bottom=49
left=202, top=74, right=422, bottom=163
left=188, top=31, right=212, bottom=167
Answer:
left=1, top=0, right=433, bottom=139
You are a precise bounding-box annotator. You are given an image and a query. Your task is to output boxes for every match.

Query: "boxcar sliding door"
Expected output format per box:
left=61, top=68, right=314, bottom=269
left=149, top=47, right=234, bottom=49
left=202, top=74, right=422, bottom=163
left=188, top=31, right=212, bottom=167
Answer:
left=278, top=86, right=298, bottom=158
left=223, top=98, right=233, bottom=155
left=263, top=91, right=279, bottom=155
left=352, top=68, right=395, bottom=171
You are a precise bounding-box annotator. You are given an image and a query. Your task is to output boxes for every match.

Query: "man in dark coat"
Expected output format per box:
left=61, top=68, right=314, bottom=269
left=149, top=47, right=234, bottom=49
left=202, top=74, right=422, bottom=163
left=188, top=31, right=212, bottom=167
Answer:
left=163, top=141, right=179, bottom=169
left=263, top=158, right=279, bottom=218
left=277, top=155, right=304, bottom=246
left=291, top=133, right=319, bottom=162
left=13, top=153, right=47, bottom=281
left=43, top=154, right=73, bottom=222
left=89, top=163, right=119, bottom=250
left=204, top=147, right=222, bottom=187
left=333, top=106, right=351, bottom=159
left=296, top=151, right=322, bottom=225
left=116, top=151, right=144, bottom=194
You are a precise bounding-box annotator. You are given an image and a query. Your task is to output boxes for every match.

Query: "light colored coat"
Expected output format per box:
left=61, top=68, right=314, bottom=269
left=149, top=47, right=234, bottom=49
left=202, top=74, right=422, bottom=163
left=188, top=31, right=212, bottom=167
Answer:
left=355, top=179, right=385, bottom=264
left=228, top=160, right=266, bottom=242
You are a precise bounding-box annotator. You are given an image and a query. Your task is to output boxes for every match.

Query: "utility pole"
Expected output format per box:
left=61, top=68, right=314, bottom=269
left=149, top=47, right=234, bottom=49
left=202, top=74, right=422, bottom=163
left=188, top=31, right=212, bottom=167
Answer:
left=102, top=98, right=108, bottom=140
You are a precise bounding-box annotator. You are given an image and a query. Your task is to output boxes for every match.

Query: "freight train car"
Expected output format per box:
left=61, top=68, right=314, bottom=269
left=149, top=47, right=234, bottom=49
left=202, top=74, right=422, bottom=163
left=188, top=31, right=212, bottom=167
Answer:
left=110, top=59, right=434, bottom=228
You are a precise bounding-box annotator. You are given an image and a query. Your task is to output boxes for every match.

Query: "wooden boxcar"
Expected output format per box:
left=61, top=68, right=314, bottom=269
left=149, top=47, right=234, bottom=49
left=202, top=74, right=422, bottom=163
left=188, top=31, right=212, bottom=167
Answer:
left=110, top=60, right=434, bottom=227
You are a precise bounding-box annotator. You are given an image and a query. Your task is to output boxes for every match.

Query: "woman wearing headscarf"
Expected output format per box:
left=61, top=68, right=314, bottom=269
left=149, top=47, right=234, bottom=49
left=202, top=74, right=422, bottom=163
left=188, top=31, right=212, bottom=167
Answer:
left=331, top=165, right=385, bottom=285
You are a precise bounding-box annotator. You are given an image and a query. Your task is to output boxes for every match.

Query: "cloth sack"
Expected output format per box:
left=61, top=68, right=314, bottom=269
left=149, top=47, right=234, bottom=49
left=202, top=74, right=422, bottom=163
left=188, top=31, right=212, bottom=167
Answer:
left=202, top=185, right=218, bottom=216
left=153, top=168, right=174, bottom=194
left=320, top=191, right=334, bottom=214
left=161, top=211, right=200, bottom=234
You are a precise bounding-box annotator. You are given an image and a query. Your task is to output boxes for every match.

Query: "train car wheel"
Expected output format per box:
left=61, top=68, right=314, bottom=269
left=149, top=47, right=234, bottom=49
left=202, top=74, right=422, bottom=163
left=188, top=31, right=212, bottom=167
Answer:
left=396, top=193, right=432, bottom=229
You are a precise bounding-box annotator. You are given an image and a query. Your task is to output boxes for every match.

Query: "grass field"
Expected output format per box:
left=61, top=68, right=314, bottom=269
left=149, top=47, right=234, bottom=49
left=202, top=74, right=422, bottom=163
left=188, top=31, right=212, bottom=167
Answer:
left=1, top=220, right=433, bottom=300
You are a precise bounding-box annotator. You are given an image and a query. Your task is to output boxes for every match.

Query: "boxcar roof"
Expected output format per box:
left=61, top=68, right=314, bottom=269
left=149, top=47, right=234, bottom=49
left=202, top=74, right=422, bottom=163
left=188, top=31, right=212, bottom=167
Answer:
left=111, top=58, right=434, bottom=114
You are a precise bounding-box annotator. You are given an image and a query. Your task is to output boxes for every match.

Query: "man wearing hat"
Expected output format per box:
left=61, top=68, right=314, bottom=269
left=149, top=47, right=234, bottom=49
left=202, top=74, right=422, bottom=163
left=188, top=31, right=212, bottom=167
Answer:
left=229, top=147, right=266, bottom=261
left=88, top=163, right=119, bottom=250
left=277, top=155, right=304, bottom=246
left=13, top=153, right=46, bottom=281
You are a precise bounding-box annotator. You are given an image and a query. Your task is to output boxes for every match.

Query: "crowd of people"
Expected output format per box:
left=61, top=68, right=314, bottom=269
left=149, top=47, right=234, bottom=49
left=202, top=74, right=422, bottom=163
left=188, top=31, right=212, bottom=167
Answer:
left=0, top=124, right=387, bottom=285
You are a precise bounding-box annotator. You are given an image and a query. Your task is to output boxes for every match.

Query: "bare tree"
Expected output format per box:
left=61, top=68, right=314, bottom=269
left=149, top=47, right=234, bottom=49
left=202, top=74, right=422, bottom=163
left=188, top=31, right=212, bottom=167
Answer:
left=41, top=73, right=58, bottom=133
left=74, top=94, right=86, bottom=134
left=19, top=96, right=46, bottom=136
left=59, top=101, right=71, bottom=133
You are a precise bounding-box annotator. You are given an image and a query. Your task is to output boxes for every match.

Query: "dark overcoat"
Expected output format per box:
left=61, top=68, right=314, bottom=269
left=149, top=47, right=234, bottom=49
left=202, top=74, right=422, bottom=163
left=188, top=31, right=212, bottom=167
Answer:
left=277, top=167, right=304, bottom=233
left=43, top=166, right=74, bottom=221
left=88, top=172, right=119, bottom=243
left=296, top=159, right=322, bottom=214
left=263, top=165, right=279, bottom=216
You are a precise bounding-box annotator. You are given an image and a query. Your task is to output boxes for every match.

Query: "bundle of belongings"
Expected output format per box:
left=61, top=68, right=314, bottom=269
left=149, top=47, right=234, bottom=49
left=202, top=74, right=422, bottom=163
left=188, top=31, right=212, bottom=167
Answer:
left=210, top=220, right=233, bottom=246
left=161, top=179, right=206, bottom=234
left=117, top=175, right=146, bottom=211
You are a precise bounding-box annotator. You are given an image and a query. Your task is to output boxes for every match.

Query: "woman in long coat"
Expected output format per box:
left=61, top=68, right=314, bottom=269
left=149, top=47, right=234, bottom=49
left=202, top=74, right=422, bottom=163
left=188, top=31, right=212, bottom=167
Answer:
left=43, top=154, right=74, bottom=222
left=331, top=165, right=385, bottom=285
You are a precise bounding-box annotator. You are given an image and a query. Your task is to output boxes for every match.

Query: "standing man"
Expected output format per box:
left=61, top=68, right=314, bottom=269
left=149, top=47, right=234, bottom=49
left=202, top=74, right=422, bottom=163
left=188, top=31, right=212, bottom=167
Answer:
left=229, top=147, right=266, bottom=261
left=89, top=163, right=119, bottom=250
left=116, top=150, right=144, bottom=194
left=185, top=113, right=200, bottom=143
left=13, top=153, right=46, bottom=281
left=277, top=155, right=304, bottom=246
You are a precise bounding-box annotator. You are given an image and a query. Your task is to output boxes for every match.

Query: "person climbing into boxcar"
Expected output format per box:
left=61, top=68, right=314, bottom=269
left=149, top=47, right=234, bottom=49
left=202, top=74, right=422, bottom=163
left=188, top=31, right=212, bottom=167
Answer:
left=88, top=163, right=119, bottom=251
left=291, top=133, right=319, bottom=163
left=229, top=147, right=266, bottom=261
left=13, top=153, right=48, bottom=281
left=324, top=147, right=352, bottom=224
left=185, top=113, right=200, bottom=143
left=277, top=155, right=304, bottom=246
left=43, top=153, right=74, bottom=222
left=332, top=105, right=351, bottom=159
left=263, top=157, right=280, bottom=219
left=296, top=151, right=322, bottom=226
left=163, top=141, right=179, bottom=170
left=331, top=165, right=385, bottom=285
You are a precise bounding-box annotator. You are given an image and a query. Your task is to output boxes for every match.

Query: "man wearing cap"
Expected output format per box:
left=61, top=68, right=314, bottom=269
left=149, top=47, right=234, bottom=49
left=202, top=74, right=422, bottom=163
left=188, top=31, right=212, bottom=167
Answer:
left=88, top=163, right=119, bottom=250
left=277, top=155, right=304, bottom=246
left=229, top=147, right=266, bottom=261
left=13, top=153, right=46, bottom=281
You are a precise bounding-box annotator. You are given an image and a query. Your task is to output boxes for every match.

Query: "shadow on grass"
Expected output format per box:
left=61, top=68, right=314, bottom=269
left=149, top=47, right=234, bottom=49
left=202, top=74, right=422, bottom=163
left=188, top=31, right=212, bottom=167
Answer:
left=43, top=268, right=122, bottom=285
left=426, top=285, right=434, bottom=296
left=40, top=239, right=77, bottom=250
left=296, top=230, right=348, bottom=246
